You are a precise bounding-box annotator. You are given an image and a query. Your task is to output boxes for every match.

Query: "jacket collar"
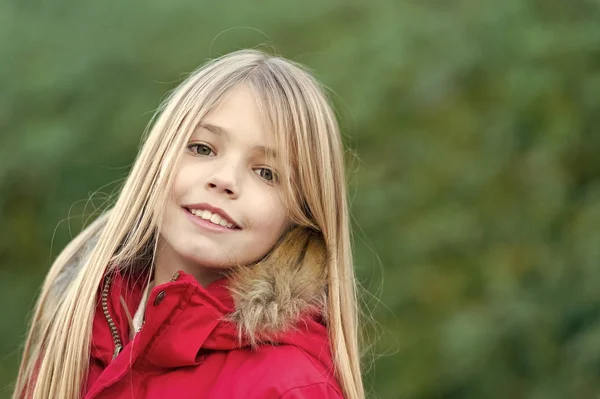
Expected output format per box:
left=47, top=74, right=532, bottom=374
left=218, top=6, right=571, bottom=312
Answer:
left=65, top=226, right=330, bottom=368
left=94, top=266, right=331, bottom=370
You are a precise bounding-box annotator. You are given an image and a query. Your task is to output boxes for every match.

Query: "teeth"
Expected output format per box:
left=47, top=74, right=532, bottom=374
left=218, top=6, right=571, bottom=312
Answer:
left=188, top=208, right=235, bottom=229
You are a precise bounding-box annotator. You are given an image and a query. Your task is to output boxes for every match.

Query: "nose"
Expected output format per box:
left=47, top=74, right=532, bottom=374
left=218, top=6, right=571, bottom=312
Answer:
left=204, top=163, right=240, bottom=198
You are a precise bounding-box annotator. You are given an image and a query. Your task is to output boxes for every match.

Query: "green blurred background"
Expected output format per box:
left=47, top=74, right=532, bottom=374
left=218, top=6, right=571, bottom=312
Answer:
left=2, top=0, right=600, bottom=398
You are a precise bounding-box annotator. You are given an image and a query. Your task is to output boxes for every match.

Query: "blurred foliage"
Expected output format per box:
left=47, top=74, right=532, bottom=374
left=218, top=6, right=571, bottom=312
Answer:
left=2, top=0, right=600, bottom=398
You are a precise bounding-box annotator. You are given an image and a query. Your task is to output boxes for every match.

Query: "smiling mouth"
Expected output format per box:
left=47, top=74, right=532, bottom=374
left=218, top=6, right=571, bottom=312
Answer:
left=183, top=207, right=240, bottom=229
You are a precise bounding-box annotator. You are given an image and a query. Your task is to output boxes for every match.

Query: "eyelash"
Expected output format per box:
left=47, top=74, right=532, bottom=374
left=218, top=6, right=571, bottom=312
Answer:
left=187, top=143, right=214, bottom=157
left=186, top=143, right=279, bottom=184
left=253, top=167, right=278, bottom=184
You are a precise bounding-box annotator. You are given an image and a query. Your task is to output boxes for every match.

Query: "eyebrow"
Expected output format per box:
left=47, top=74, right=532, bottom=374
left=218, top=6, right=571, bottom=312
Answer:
left=199, top=123, right=278, bottom=160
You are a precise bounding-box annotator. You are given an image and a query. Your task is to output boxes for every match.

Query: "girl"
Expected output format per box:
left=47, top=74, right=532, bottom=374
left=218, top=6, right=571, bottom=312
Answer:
left=14, top=49, right=364, bottom=399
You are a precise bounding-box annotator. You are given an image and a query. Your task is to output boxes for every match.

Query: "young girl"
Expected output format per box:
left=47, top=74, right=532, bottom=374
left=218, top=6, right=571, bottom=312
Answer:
left=14, top=49, right=364, bottom=399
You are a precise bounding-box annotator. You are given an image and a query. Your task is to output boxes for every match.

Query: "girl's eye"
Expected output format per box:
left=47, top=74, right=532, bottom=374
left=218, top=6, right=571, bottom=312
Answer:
left=188, top=143, right=214, bottom=156
left=254, top=167, right=278, bottom=183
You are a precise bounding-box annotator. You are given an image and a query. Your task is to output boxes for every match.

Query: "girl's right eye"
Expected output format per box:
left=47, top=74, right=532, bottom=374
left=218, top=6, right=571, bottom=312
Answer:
left=187, top=143, right=214, bottom=156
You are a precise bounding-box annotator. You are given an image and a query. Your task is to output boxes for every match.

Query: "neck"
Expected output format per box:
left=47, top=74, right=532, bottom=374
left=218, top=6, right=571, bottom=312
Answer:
left=153, top=236, right=225, bottom=287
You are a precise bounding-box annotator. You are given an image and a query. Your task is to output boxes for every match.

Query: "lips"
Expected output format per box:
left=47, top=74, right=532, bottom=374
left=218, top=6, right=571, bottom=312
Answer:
left=187, top=208, right=236, bottom=229
left=182, top=203, right=240, bottom=229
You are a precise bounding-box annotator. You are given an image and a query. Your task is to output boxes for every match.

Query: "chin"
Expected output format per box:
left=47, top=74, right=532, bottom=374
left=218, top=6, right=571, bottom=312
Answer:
left=184, top=250, right=240, bottom=269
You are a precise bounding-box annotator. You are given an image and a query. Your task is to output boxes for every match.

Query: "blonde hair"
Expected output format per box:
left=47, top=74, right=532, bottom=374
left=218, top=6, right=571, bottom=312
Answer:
left=14, top=49, right=364, bottom=399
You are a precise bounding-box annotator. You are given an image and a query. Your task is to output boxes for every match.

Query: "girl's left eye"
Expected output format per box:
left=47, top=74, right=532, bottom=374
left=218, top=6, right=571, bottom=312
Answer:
left=188, top=143, right=214, bottom=156
left=254, top=167, right=278, bottom=183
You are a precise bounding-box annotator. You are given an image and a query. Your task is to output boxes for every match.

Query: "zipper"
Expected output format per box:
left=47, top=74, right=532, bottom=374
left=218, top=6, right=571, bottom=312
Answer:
left=101, top=274, right=123, bottom=359
left=101, top=270, right=181, bottom=360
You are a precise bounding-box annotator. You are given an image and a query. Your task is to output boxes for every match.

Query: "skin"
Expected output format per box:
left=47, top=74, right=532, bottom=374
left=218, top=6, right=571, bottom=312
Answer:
left=153, top=83, right=290, bottom=287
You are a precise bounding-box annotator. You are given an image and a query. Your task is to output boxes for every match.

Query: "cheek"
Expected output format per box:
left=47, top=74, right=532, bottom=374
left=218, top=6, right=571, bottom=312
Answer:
left=161, top=167, right=194, bottom=225
left=253, top=195, right=289, bottom=237
left=171, top=163, right=197, bottom=200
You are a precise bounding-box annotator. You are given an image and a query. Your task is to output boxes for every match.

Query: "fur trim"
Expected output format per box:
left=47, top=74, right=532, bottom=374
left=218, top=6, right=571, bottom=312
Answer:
left=226, top=227, right=328, bottom=345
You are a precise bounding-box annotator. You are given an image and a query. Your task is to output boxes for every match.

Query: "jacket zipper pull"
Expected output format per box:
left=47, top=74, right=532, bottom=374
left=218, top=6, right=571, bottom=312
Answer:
left=113, top=343, right=123, bottom=360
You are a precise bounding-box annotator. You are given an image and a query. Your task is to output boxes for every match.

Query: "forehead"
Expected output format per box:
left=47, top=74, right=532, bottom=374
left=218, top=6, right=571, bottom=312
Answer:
left=198, top=83, right=275, bottom=147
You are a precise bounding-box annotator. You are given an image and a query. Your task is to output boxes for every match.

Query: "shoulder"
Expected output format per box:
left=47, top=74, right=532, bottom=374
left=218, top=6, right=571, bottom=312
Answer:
left=49, top=213, right=107, bottom=297
left=234, top=344, right=344, bottom=398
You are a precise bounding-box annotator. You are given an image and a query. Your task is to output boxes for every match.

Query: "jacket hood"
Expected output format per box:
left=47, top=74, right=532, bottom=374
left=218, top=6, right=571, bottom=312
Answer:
left=95, top=268, right=333, bottom=369
left=52, top=225, right=333, bottom=371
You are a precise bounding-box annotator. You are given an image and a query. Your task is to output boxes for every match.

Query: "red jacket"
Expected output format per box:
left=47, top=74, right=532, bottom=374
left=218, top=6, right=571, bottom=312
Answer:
left=85, top=269, right=343, bottom=398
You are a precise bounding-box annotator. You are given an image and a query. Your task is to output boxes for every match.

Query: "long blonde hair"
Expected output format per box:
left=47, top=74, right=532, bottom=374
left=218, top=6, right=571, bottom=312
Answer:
left=14, top=49, right=363, bottom=399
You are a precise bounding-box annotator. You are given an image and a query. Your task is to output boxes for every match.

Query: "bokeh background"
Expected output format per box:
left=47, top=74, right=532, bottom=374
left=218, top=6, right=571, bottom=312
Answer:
left=2, top=1, right=600, bottom=398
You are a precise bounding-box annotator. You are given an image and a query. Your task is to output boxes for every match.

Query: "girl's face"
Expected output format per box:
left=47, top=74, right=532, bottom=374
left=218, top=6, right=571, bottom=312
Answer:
left=157, top=83, right=289, bottom=280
